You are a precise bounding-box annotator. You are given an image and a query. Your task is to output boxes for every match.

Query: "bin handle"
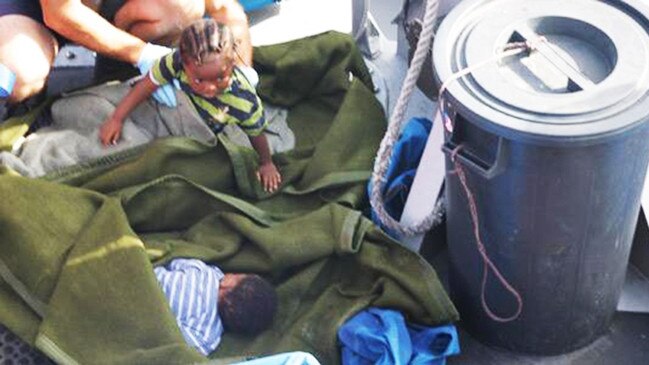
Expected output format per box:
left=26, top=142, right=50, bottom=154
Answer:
left=442, top=138, right=508, bottom=179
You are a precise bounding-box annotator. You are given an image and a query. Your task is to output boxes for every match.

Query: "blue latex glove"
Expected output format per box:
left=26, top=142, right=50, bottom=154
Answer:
left=136, top=43, right=177, bottom=107
left=0, top=62, right=16, bottom=99
left=238, top=65, right=260, bottom=88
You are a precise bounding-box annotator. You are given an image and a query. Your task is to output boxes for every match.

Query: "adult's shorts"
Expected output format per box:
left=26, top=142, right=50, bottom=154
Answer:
left=0, top=0, right=43, bottom=22
left=0, top=0, right=123, bottom=25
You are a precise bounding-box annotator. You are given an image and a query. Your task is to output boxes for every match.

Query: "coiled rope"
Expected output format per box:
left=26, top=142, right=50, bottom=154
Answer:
left=369, top=0, right=441, bottom=237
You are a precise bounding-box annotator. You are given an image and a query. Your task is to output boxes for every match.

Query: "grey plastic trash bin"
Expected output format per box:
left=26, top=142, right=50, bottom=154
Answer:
left=433, top=0, right=649, bottom=355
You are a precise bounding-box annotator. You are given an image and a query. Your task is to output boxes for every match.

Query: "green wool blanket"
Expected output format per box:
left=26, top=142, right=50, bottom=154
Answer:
left=0, top=32, right=458, bottom=365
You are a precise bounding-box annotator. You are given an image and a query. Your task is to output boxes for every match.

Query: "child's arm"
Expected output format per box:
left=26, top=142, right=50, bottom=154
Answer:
left=99, top=76, right=158, bottom=146
left=249, top=134, right=282, bottom=193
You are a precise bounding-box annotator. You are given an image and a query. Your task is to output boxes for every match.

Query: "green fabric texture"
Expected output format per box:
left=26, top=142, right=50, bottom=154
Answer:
left=0, top=31, right=457, bottom=365
left=0, top=100, right=52, bottom=152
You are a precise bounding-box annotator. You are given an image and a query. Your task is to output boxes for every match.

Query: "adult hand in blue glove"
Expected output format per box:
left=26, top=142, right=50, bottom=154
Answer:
left=0, top=62, right=16, bottom=99
left=136, top=43, right=177, bottom=108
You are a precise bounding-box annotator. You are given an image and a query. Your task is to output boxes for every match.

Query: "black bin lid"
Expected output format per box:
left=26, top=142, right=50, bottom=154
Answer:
left=433, top=0, right=649, bottom=144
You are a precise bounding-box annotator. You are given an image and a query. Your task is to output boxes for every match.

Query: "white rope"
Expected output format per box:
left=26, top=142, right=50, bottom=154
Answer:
left=369, top=0, right=440, bottom=236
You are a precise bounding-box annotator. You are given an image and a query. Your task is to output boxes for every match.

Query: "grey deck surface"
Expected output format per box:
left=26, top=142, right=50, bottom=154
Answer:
left=451, top=312, right=649, bottom=365
left=423, top=222, right=649, bottom=364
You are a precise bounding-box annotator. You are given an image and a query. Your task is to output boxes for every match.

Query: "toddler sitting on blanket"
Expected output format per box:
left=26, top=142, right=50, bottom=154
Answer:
left=154, top=258, right=278, bottom=356
left=100, top=18, right=282, bottom=192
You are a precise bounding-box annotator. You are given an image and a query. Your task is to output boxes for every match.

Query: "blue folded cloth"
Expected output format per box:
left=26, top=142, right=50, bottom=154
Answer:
left=368, top=117, right=432, bottom=239
left=338, top=308, right=459, bottom=365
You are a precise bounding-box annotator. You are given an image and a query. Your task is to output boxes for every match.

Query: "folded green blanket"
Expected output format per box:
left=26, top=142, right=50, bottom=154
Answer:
left=0, top=32, right=457, bottom=365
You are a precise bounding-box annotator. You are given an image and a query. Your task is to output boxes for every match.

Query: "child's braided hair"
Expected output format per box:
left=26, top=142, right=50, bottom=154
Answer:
left=179, top=18, right=235, bottom=65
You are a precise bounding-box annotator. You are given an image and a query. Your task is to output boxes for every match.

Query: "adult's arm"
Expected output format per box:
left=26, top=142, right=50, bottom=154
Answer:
left=205, top=0, right=253, bottom=66
left=40, top=0, right=146, bottom=64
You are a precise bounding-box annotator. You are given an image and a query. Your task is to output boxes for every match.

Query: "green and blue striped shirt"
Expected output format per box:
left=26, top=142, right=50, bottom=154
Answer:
left=149, top=51, right=266, bottom=136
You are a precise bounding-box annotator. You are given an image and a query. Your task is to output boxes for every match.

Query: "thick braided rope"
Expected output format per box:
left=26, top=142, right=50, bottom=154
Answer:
left=370, top=0, right=440, bottom=237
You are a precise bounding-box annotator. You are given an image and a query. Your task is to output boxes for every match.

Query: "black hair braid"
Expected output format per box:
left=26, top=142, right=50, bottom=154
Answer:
left=179, top=18, right=234, bottom=65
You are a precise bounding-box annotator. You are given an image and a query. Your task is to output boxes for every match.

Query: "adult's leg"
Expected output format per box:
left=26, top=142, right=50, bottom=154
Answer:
left=113, top=0, right=205, bottom=45
left=0, top=15, right=58, bottom=103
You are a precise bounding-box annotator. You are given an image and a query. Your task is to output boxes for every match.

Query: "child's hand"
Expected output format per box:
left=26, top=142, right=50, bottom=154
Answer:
left=100, top=116, right=124, bottom=146
left=257, top=162, right=282, bottom=193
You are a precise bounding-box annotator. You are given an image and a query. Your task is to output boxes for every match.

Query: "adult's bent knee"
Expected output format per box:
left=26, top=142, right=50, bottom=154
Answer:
left=0, top=15, right=57, bottom=102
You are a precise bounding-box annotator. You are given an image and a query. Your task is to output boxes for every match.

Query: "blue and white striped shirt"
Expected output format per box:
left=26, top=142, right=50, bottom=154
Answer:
left=154, top=259, right=224, bottom=356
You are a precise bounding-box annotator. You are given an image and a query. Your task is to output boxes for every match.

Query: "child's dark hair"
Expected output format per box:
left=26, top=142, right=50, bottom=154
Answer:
left=219, top=274, right=278, bottom=334
left=179, top=18, right=235, bottom=65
